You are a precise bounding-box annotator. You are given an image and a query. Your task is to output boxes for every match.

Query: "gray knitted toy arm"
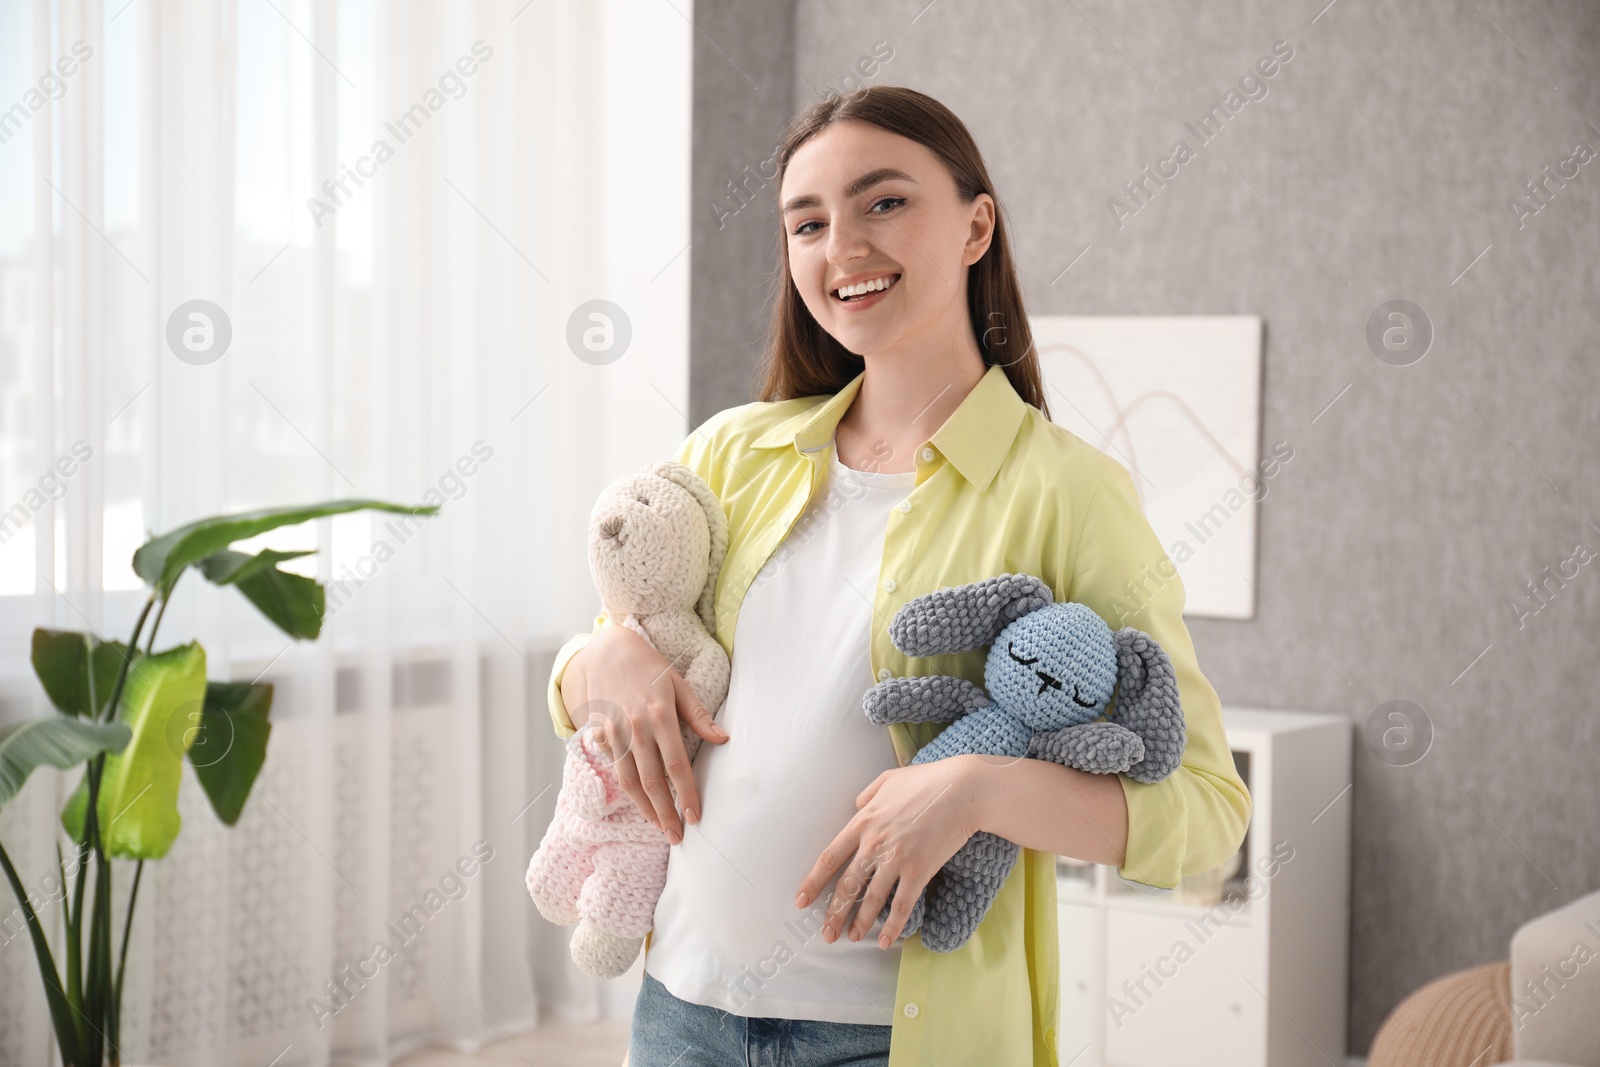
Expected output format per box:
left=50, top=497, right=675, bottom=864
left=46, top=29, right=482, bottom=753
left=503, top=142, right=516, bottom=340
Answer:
left=863, top=675, right=991, bottom=726
left=887, top=574, right=1055, bottom=658
left=1109, top=628, right=1187, bottom=783
left=1028, top=721, right=1145, bottom=775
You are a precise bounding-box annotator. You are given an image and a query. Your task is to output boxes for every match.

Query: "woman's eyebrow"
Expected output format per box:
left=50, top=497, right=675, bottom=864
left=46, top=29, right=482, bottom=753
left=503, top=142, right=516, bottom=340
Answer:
left=781, top=167, right=918, bottom=214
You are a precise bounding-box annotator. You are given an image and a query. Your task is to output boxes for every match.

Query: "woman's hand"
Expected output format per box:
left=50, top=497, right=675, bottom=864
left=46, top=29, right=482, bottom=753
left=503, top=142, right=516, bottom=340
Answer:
left=794, top=754, right=987, bottom=949
left=560, top=624, right=728, bottom=844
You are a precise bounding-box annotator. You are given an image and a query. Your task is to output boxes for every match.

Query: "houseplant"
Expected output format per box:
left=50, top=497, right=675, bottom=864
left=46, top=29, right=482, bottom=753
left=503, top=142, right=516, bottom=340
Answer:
left=0, top=498, right=438, bottom=1067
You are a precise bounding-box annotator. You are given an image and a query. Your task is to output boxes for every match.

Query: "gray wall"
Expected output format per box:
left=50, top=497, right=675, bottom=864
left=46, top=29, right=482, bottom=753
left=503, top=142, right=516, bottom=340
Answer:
left=692, top=0, right=1600, bottom=1053
left=689, top=3, right=797, bottom=425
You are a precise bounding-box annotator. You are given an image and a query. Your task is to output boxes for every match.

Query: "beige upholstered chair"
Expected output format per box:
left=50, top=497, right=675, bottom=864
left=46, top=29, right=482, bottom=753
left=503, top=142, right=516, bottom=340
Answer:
left=1368, top=890, right=1600, bottom=1067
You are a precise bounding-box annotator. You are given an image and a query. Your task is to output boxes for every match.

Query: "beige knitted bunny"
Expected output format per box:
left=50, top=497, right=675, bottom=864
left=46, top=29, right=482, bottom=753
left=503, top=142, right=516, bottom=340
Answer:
left=527, top=461, right=730, bottom=978
left=588, top=460, right=730, bottom=762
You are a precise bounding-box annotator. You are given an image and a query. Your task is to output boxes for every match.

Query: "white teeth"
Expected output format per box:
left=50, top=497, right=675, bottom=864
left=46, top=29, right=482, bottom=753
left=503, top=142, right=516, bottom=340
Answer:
left=835, top=274, right=897, bottom=299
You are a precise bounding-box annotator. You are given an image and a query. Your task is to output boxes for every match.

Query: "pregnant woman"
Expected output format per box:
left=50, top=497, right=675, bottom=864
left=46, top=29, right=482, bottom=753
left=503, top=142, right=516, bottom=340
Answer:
left=547, top=86, right=1251, bottom=1067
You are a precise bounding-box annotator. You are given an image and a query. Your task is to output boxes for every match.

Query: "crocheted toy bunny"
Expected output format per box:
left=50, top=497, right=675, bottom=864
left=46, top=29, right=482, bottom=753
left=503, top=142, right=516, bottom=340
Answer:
left=862, top=573, right=1186, bottom=954
left=526, top=461, right=730, bottom=979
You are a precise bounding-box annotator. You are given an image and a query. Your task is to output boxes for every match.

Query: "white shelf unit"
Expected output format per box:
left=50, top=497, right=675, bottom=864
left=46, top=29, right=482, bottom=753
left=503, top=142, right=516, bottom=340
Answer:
left=1056, top=705, right=1352, bottom=1067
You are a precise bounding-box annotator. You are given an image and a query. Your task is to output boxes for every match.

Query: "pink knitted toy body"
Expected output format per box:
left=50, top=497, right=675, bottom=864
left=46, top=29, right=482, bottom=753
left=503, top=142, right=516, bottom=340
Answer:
left=527, top=461, right=729, bottom=979
left=527, top=726, right=672, bottom=975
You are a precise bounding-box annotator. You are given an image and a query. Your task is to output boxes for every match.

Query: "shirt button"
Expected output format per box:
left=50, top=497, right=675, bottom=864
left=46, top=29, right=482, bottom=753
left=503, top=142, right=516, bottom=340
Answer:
left=897, top=499, right=911, bottom=513
left=903, top=1002, right=919, bottom=1018
left=882, top=578, right=896, bottom=592
left=919, top=447, right=935, bottom=462
left=877, top=668, right=892, bottom=681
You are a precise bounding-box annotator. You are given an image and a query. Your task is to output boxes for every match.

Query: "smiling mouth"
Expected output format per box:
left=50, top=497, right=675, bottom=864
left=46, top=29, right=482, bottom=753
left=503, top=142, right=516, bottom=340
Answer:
left=832, top=274, right=901, bottom=302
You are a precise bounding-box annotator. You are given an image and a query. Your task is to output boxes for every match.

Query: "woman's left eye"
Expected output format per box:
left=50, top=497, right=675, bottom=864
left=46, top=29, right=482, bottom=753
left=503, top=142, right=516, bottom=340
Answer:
left=869, top=196, right=905, bottom=214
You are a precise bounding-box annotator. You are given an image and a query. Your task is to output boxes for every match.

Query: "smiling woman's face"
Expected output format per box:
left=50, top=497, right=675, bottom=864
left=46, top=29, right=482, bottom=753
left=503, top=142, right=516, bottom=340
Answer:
left=780, top=120, right=994, bottom=360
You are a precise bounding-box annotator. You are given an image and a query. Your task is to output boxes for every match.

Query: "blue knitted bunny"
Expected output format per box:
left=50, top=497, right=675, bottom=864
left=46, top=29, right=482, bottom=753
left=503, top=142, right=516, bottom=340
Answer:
left=862, top=573, right=1187, bottom=954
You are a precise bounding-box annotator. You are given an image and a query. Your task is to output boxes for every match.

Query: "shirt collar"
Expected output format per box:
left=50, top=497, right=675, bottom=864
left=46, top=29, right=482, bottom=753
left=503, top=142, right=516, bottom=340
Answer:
left=749, top=362, right=1029, bottom=492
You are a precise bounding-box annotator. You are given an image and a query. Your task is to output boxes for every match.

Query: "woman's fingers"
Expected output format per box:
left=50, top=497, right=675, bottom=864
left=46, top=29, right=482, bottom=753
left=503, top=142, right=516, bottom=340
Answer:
left=876, top=874, right=919, bottom=947
left=649, top=709, right=695, bottom=839
left=848, top=843, right=899, bottom=942
left=629, top=723, right=682, bottom=842
left=824, top=849, right=879, bottom=943
left=673, top=670, right=728, bottom=747
left=610, top=748, right=655, bottom=830
left=876, top=870, right=928, bottom=947
left=802, top=825, right=872, bottom=942
left=598, top=702, right=663, bottom=833
left=797, top=826, right=849, bottom=912
left=668, top=671, right=723, bottom=826
left=560, top=625, right=717, bottom=843
left=614, top=748, right=659, bottom=831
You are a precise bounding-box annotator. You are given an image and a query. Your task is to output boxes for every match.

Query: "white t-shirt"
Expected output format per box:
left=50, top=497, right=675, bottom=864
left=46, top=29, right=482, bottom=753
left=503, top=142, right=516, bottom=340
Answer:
left=643, top=441, right=915, bottom=1024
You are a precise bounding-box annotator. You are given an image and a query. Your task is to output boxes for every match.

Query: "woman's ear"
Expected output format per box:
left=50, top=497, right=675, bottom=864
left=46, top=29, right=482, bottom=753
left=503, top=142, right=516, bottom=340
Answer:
left=963, top=192, right=996, bottom=267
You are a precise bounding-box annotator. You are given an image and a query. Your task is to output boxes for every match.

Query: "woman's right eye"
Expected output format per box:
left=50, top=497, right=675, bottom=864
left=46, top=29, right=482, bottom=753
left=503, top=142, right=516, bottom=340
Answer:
left=791, top=219, right=823, bottom=236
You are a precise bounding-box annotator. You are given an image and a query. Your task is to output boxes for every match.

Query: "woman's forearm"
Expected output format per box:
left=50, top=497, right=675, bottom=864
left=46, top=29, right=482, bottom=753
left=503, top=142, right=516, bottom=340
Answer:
left=966, top=754, right=1129, bottom=867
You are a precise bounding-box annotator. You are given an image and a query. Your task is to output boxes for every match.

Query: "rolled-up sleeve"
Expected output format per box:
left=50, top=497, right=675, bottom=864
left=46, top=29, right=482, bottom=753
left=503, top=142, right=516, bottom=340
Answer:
left=1065, top=459, right=1253, bottom=890
left=545, top=425, right=720, bottom=741
left=547, top=614, right=608, bottom=739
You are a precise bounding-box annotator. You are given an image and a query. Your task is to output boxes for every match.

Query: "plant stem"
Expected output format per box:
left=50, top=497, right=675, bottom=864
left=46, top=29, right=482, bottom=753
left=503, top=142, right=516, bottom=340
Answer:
left=66, top=755, right=103, bottom=1041
left=143, top=596, right=168, bottom=655
left=0, top=838, right=83, bottom=1063
left=57, top=838, right=78, bottom=1012
left=67, top=595, right=142, bottom=1037
left=101, top=595, right=156, bottom=726
left=81, top=592, right=151, bottom=1067
left=94, top=846, right=113, bottom=1067
left=54, top=590, right=158, bottom=1063
left=113, top=859, right=142, bottom=1047
left=83, top=757, right=108, bottom=1067
left=106, top=589, right=165, bottom=1061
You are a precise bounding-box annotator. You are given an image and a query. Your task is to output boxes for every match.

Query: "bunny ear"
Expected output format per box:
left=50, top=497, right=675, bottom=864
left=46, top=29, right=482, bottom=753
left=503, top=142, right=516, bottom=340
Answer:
left=649, top=461, right=727, bottom=637
left=1109, top=628, right=1187, bottom=783
left=887, top=573, right=1054, bottom=657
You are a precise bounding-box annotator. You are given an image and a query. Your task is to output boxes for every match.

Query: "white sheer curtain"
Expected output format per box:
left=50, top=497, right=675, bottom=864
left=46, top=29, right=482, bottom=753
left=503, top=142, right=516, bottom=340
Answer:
left=0, top=0, right=692, bottom=1063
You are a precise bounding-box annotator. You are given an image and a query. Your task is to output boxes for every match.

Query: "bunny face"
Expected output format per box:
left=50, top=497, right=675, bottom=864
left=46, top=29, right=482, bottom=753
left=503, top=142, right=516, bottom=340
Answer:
left=588, top=470, right=710, bottom=616
left=983, top=602, right=1118, bottom=731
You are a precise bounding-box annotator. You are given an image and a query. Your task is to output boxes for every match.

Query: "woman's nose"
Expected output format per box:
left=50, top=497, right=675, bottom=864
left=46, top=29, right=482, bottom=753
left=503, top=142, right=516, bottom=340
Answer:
left=826, top=215, right=872, bottom=266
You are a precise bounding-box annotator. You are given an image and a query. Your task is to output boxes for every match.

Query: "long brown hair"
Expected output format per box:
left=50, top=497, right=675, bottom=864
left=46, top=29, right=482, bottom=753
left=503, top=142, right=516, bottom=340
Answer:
left=755, top=86, right=1049, bottom=418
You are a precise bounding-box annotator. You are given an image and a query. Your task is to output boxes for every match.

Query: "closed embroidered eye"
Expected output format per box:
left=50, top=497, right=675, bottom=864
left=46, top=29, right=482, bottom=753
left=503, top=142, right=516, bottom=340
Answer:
left=1070, top=684, right=1096, bottom=709
left=1007, top=642, right=1038, bottom=666
left=634, top=492, right=650, bottom=506
left=1035, top=670, right=1063, bottom=696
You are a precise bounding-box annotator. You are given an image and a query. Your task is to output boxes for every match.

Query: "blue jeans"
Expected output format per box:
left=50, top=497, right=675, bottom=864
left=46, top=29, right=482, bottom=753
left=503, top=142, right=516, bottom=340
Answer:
left=630, top=971, right=893, bottom=1066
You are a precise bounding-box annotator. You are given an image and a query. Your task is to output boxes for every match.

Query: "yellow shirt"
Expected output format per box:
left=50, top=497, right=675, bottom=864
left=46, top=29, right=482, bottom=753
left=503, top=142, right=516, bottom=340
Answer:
left=546, top=362, right=1252, bottom=1066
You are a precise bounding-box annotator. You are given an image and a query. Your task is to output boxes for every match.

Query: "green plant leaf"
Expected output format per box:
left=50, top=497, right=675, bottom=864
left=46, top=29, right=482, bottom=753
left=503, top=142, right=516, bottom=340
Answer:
left=196, top=547, right=315, bottom=583
left=0, top=716, right=131, bottom=814
left=197, top=549, right=325, bottom=640
left=132, top=499, right=439, bottom=596
left=189, top=681, right=273, bottom=826
left=61, top=643, right=207, bottom=859
left=30, top=629, right=133, bottom=719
